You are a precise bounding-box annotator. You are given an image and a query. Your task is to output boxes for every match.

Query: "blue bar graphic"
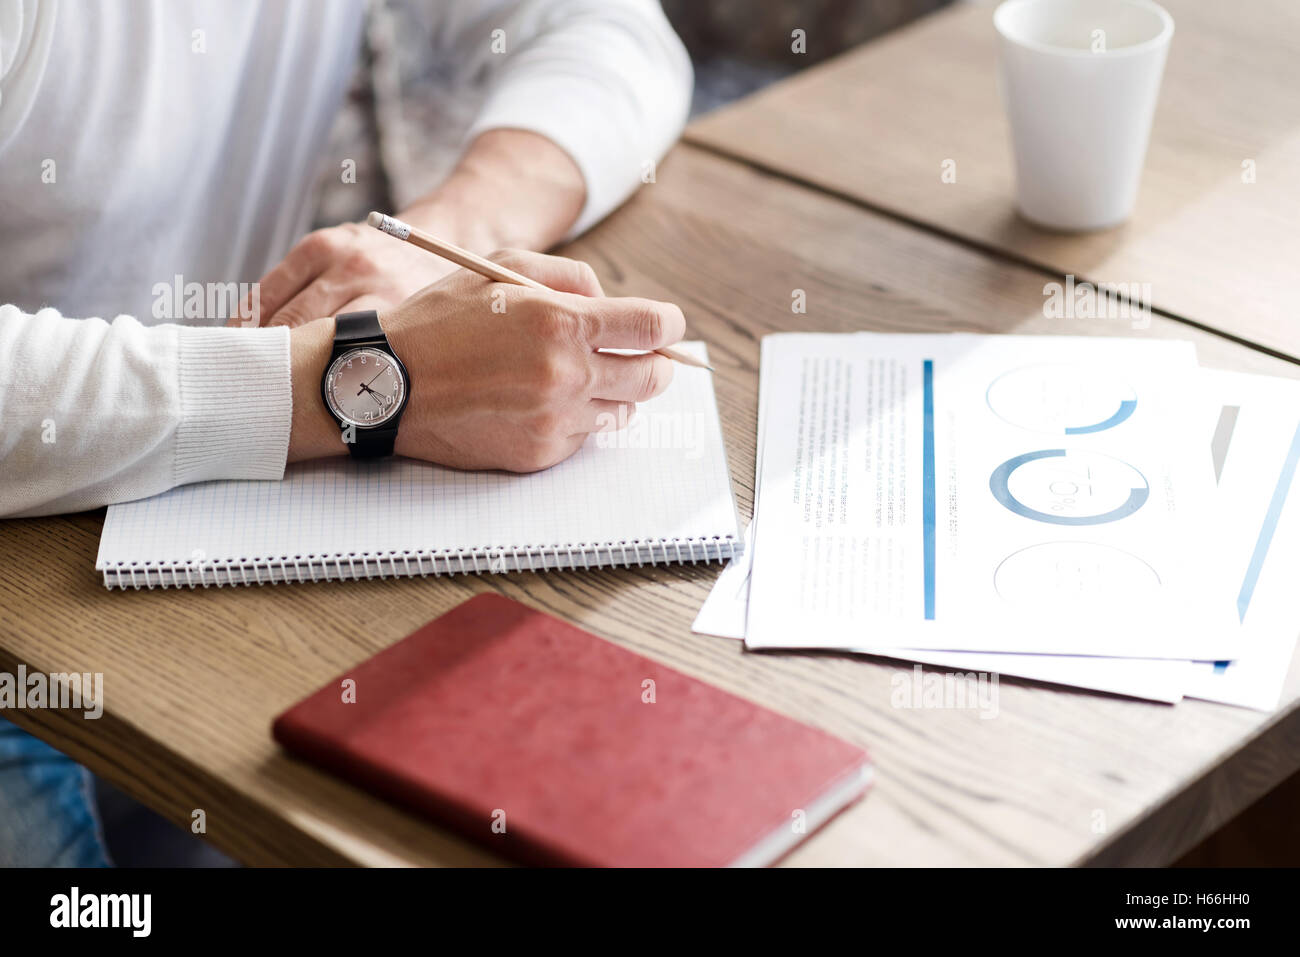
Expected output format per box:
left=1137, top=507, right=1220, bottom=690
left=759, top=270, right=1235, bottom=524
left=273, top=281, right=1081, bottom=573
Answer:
left=923, top=359, right=936, bottom=620
left=1236, top=420, right=1300, bottom=623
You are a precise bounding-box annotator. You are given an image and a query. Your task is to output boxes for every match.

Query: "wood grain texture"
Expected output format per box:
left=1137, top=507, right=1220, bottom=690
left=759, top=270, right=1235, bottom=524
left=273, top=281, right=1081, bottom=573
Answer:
left=686, top=0, right=1300, bottom=361
left=2, top=145, right=1298, bottom=867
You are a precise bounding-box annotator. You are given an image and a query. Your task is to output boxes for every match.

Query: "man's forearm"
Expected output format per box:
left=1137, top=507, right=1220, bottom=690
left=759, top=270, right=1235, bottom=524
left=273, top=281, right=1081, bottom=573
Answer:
left=395, top=129, right=587, bottom=255
left=0, top=305, right=291, bottom=516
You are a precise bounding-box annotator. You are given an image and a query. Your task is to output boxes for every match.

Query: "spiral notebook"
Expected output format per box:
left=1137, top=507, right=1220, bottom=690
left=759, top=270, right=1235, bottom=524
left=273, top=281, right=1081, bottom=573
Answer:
left=96, top=343, right=741, bottom=589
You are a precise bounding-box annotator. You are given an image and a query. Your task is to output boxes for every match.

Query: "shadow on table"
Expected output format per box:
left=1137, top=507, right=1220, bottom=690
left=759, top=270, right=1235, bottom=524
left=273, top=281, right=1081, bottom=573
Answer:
left=1174, top=768, right=1300, bottom=867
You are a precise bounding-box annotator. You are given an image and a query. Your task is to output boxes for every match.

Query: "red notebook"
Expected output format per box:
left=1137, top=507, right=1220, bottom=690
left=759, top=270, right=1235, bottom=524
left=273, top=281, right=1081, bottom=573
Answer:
left=272, top=594, right=871, bottom=867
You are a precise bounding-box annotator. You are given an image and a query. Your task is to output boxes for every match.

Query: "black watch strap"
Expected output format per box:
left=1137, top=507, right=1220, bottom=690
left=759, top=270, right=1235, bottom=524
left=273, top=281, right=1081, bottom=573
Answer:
left=334, top=310, right=400, bottom=460
left=351, top=425, right=398, bottom=459
left=335, top=309, right=386, bottom=345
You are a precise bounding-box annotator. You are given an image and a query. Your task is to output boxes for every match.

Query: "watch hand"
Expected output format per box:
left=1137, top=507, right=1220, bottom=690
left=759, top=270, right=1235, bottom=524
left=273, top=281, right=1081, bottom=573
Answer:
left=363, top=364, right=389, bottom=389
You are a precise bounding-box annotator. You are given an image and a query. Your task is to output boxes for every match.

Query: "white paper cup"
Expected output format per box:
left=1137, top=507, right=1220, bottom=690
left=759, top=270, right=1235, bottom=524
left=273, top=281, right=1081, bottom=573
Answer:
left=995, top=0, right=1174, bottom=231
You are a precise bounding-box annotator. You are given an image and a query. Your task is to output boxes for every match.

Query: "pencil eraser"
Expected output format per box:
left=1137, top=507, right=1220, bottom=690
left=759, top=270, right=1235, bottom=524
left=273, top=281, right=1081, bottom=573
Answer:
left=368, top=212, right=411, bottom=240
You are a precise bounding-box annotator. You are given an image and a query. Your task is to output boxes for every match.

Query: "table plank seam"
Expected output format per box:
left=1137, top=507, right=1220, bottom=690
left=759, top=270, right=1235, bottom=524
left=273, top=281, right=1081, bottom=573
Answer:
left=679, top=138, right=1300, bottom=367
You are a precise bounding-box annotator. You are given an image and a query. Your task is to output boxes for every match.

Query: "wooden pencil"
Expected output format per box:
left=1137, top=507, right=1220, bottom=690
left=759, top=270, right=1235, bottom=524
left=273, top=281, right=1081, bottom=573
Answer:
left=366, top=211, right=713, bottom=371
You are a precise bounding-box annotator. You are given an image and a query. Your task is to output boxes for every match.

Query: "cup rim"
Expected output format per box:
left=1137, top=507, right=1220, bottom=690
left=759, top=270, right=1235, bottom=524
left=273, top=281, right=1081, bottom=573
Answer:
left=994, top=0, right=1174, bottom=59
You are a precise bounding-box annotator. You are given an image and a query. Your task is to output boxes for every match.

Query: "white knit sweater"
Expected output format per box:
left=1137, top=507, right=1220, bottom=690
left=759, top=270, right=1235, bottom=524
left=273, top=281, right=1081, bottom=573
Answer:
left=0, top=0, right=692, bottom=515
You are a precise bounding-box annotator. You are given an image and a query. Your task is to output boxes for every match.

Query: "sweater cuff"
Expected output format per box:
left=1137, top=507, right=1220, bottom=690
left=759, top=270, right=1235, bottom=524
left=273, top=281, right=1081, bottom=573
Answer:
left=174, top=326, right=292, bottom=487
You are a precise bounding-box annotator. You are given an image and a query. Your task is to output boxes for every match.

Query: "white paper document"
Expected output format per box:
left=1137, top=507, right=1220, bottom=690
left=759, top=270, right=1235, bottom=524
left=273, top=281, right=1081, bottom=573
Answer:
left=914, top=369, right=1300, bottom=708
left=694, top=343, right=1300, bottom=709
left=691, top=522, right=754, bottom=640
left=1182, top=369, right=1300, bottom=709
left=702, top=348, right=1300, bottom=707
left=743, top=334, right=1235, bottom=659
left=692, top=519, right=1191, bottom=703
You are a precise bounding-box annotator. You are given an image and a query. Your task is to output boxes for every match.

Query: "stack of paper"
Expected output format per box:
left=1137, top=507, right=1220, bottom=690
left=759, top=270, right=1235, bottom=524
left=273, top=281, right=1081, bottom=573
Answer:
left=694, top=334, right=1300, bottom=710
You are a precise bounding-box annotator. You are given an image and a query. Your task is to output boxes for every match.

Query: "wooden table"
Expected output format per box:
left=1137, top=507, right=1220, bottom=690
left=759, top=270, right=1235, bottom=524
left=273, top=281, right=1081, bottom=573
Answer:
left=687, top=0, right=1300, bottom=362
left=4, top=144, right=1299, bottom=864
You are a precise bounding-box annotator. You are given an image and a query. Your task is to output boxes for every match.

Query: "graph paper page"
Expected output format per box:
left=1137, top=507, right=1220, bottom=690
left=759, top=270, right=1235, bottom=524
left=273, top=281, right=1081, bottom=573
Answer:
left=97, top=343, right=738, bottom=572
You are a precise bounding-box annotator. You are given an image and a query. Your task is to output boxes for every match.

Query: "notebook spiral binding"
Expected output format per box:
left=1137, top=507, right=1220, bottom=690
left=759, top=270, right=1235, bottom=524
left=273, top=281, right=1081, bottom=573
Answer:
left=101, top=537, right=744, bottom=590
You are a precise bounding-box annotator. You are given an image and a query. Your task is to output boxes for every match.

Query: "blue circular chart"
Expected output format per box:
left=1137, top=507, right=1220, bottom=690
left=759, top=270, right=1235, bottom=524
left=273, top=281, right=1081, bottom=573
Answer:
left=989, top=449, right=1149, bottom=525
left=986, top=363, right=1137, bottom=434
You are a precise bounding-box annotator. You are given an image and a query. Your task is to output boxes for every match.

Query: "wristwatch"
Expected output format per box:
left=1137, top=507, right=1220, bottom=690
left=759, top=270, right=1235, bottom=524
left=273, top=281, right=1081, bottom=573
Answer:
left=320, top=310, right=410, bottom=459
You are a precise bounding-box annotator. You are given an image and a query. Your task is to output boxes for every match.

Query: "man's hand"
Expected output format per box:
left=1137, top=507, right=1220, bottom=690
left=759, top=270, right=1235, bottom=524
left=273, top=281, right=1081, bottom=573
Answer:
left=234, top=130, right=587, bottom=329
left=234, top=221, right=457, bottom=328
left=288, top=251, right=685, bottom=473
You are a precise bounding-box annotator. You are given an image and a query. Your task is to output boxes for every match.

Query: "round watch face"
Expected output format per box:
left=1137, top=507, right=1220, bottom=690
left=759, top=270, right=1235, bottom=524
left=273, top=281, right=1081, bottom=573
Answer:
left=324, top=347, right=407, bottom=428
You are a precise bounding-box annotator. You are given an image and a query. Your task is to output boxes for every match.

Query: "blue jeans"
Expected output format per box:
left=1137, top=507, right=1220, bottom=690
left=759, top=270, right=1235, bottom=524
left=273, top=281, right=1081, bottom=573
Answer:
left=0, top=718, right=112, bottom=867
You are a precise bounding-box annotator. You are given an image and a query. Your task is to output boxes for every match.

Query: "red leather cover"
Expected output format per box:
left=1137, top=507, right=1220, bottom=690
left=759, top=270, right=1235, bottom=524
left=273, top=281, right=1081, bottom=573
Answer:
left=272, top=593, right=870, bottom=867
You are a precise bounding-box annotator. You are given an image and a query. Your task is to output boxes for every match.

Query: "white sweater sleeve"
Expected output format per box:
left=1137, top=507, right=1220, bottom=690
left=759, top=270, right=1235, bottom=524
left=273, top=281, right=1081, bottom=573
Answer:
left=0, top=305, right=292, bottom=517
left=460, top=0, right=693, bottom=237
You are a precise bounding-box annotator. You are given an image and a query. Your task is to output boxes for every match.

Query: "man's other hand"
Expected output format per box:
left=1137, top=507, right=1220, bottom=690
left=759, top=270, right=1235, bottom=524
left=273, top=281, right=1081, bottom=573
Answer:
left=230, top=221, right=457, bottom=329
left=231, top=130, right=588, bottom=330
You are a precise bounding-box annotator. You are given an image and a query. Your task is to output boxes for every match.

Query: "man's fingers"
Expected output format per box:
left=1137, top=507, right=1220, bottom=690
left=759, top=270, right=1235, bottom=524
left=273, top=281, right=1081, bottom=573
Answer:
left=264, top=276, right=346, bottom=329
left=579, top=297, right=686, bottom=351
left=247, top=232, right=339, bottom=325
left=589, top=352, right=674, bottom=402
left=488, top=249, right=604, bottom=297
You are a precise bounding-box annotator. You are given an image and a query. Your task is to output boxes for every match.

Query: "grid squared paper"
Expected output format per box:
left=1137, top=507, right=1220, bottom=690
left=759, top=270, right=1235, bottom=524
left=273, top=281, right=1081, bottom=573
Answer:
left=96, top=344, right=741, bottom=588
